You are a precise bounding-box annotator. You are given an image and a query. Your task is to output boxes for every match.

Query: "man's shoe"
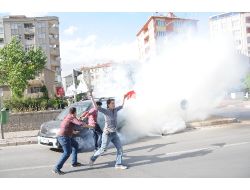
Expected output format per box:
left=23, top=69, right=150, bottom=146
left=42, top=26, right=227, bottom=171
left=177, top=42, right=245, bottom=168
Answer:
left=115, top=165, right=128, bottom=170
left=71, top=162, right=83, bottom=167
left=52, top=169, right=65, bottom=175
left=89, top=159, right=95, bottom=166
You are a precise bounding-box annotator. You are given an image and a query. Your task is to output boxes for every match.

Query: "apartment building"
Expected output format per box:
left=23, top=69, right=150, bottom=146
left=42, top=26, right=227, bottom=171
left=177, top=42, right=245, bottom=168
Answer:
left=0, top=15, right=62, bottom=98
left=137, top=12, right=198, bottom=60
left=209, top=12, right=250, bottom=58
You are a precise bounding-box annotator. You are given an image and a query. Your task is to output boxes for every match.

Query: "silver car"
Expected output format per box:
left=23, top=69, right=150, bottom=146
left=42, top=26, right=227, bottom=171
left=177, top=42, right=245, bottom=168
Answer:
left=37, top=98, right=125, bottom=151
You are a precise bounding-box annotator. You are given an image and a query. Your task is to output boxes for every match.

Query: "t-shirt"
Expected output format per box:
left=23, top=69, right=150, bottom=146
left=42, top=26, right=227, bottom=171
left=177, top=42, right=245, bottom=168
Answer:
left=84, top=108, right=98, bottom=127
left=97, top=106, right=123, bottom=133
left=58, top=114, right=86, bottom=137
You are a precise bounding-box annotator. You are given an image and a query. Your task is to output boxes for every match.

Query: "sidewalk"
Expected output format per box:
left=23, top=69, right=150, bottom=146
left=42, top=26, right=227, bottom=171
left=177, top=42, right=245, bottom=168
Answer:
left=0, top=115, right=239, bottom=148
left=0, top=130, right=38, bottom=147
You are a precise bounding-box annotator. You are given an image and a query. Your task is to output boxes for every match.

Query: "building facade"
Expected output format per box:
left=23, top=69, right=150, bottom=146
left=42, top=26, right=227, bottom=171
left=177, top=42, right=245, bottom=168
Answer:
left=136, top=13, right=198, bottom=60
left=0, top=15, right=62, bottom=98
left=80, top=63, right=112, bottom=87
left=209, top=12, right=250, bottom=58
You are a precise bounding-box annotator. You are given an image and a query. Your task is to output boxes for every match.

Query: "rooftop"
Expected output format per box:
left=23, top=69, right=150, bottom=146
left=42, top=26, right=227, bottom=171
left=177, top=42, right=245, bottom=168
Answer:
left=209, top=12, right=241, bottom=20
left=136, top=14, right=198, bottom=36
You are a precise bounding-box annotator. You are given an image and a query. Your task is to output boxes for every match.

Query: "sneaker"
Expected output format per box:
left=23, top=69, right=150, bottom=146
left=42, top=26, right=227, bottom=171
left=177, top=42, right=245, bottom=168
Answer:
left=89, top=159, right=95, bottom=166
left=115, top=165, right=128, bottom=170
left=52, top=169, right=65, bottom=175
left=71, top=162, right=83, bottom=167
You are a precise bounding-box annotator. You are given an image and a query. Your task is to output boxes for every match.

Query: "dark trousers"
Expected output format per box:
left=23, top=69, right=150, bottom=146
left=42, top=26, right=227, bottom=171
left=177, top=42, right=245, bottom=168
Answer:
left=92, top=124, right=103, bottom=150
left=54, top=136, right=79, bottom=171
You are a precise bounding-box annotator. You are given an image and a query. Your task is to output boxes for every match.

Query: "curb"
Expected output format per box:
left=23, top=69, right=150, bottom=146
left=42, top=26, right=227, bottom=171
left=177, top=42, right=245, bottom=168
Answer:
left=0, top=140, right=37, bottom=147
left=187, top=118, right=239, bottom=128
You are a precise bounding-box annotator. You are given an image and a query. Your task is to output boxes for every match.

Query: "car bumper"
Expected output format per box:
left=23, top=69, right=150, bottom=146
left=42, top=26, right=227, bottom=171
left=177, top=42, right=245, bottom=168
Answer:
left=37, top=136, right=60, bottom=149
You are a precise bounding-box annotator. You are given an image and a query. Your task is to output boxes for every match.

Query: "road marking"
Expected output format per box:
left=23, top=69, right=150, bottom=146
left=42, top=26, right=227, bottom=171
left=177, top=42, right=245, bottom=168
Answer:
left=0, top=142, right=250, bottom=173
left=165, top=141, right=250, bottom=156
left=0, top=163, right=70, bottom=173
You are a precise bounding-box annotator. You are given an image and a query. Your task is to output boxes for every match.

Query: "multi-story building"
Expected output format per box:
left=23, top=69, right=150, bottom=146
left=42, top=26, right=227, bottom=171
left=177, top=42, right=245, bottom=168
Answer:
left=136, top=12, right=198, bottom=60
left=63, top=63, right=113, bottom=97
left=209, top=12, right=250, bottom=58
left=80, top=63, right=112, bottom=87
left=0, top=15, right=62, bottom=98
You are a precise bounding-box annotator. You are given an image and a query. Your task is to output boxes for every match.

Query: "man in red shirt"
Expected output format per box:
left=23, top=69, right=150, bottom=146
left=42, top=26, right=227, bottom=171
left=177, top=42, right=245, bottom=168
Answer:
left=80, top=101, right=103, bottom=151
left=53, top=107, right=87, bottom=175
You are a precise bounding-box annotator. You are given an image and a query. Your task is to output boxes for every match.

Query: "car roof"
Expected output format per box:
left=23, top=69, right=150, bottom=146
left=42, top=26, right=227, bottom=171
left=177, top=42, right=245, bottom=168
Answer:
left=70, top=97, right=115, bottom=106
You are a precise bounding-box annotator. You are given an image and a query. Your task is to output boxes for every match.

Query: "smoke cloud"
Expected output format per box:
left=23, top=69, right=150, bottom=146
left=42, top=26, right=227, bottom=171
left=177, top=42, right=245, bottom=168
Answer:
left=93, top=33, right=249, bottom=141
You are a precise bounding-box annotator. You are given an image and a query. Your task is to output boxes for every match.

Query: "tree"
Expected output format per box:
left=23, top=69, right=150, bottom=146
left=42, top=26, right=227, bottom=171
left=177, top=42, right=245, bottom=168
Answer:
left=0, top=37, right=46, bottom=98
left=244, top=73, right=250, bottom=92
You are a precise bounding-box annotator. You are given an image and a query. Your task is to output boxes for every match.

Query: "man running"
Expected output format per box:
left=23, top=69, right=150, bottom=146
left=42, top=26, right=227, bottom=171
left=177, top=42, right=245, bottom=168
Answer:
left=89, top=92, right=128, bottom=170
left=53, top=107, right=87, bottom=175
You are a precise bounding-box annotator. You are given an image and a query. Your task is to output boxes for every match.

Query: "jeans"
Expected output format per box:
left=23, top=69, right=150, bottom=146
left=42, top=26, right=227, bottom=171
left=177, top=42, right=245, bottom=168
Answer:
left=54, top=136, right=79, bottom=171
left=92, top=124, right=103, bottom=150
left=91, top=132, right=123, bottom=166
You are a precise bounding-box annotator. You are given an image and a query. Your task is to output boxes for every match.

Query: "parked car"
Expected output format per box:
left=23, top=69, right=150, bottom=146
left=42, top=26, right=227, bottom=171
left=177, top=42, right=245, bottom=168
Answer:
left=37, top=98, right=125, bottom=151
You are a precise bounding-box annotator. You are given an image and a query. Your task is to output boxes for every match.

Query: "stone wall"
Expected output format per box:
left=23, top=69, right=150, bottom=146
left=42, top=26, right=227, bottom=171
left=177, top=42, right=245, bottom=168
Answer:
left=3, top=110, right=61, bottom=132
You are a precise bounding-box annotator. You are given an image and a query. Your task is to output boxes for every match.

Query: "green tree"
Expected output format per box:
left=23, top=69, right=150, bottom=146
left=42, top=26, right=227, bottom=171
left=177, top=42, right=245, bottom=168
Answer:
left=244, top=73, right=250, bottom=92
left=0, top=37, right=46, bottom=98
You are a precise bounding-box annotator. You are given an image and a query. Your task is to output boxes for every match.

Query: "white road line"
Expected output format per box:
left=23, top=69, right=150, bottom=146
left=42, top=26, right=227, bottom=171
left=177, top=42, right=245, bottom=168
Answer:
left=223, top=142, right=250, bottom=147
left=165, top=141, right=250, bottom=156
left=1, top=142, right=250, bottom=173
left=0, top=163, right=70, bottom=173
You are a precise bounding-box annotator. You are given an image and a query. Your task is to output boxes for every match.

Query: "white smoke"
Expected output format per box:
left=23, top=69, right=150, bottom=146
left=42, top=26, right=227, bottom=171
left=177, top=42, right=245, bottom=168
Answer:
left=93, top=33, right=249, bottom=140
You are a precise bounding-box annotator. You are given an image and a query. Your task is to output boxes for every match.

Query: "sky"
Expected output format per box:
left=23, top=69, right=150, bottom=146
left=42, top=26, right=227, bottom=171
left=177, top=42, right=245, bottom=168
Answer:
left=0, top=12, right=221, bottom=77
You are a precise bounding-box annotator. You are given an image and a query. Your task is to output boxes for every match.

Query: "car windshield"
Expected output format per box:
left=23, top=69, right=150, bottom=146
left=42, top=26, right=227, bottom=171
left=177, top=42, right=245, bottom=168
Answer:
left=56, top=102, right=91, bottom=121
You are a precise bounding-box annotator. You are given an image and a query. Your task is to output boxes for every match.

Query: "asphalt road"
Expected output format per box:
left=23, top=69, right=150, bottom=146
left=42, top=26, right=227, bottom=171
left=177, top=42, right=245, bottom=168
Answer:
left=0, top=122, right=250, bottom=178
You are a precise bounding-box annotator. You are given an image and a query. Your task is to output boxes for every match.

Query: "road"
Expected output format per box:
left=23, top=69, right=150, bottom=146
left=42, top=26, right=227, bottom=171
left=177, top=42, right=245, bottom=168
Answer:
left=0, top=122, right=250, bottom=177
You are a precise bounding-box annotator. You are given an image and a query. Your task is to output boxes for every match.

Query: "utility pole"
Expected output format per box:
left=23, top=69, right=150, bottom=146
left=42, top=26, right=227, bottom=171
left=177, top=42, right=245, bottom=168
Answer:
left=72, top=69, right=82, bottom=102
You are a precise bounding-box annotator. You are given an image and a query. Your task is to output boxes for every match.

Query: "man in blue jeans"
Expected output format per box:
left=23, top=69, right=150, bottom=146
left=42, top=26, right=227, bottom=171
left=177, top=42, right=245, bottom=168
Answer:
left=53, top=107, right=87, bottom=175
left=89, top=92, right=128, bottom=170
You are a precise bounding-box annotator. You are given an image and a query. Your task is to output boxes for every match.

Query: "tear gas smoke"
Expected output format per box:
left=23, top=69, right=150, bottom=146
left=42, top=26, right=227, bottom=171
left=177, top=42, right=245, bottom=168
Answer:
left=94, top=33, right=249, bottom=141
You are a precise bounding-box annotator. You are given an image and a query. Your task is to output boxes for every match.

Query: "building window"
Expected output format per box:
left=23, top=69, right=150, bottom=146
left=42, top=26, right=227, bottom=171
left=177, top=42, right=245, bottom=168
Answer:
left=235, top=40, right=241, bottom=45
left=38, top=33, right=46, bottom=39
left=24, top=34, right=34, bottom=40
left=247, top=37, right=250, bottom=43
left=144, top=36, right=149, bottom=44
left=232, top=20, right=239, bottom=27
left=11, top=23, right=18, bottom=29
left=39, top=44, right=46, bottom=52
left=36, top=22, right=46, bottom=28
left=30, top=87, right=41, bottom=93
left=24, top=23, right=34, bottom=28
left=246, top=17, right=250, bottom=23
left=0, top=27, right=3, bottom=34
left=0, top=38, right=4, bottom=43
left=233, top=30, right=241, bottom=38
left=25, top=45, right=33, bottom=51
left=247, top=28, right=250, bottom=33
left=157, top=31, right=167, bottom=37
left=157, top=20, right=166, bottom=26
left=11, top=34, right=22, bottom=40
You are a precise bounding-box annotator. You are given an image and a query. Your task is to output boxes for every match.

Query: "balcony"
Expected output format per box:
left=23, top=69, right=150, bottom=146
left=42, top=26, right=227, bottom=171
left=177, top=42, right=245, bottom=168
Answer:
left=50, top=47, right=60, bottom=55
left=51, top=59, right=60, bottom=67
left=24, top=27, right=35, bottom=34
left=49, top=27, right=59, bottom=34
left=49, top=37, right=59, bottom=45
